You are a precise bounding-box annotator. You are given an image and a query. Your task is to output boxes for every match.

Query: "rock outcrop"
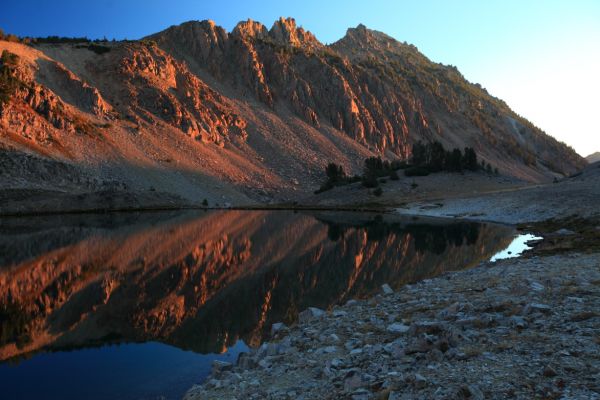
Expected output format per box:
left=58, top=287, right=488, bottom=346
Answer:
left=148, top=19, right=585, bottom=177
left=0, top=18, right=588, bottom=207
left=118, top=42, right=248, bottom=144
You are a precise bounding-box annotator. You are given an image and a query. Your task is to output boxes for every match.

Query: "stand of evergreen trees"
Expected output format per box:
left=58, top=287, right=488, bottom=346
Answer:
left=314, top=163, right=361, bottom=193
left=405, top=141, right=480, bottom=176
left=316, top=141, right=497, bottom=195
left=1, top=29, right=116, bottom=51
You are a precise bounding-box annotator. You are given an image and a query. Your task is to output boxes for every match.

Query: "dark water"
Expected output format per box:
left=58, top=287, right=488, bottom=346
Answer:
left=0, top=210, right=516, bottom=400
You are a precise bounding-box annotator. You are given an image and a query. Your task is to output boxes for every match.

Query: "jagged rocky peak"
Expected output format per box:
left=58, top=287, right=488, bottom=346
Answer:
left=331, top=23, right=422, bottom=61
left=348, top=23, right=370, bottom=38
left=342, top=23, right=392, bottom=43
left=231, top=19, right=269, bottom=39
left=268, top=17, right=322, bottom=48
left=189, top=19, right=226, bottom=36
left=150, top=19, right=229, bottom=50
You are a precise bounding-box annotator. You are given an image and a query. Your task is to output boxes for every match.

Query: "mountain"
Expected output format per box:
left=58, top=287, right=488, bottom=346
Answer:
left=0, top=18, right=586, bottom=207
left=586, top=152, right=600, bottom=164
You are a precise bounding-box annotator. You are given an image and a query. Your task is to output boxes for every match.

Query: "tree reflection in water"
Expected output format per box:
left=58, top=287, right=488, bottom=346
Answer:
left=0, top=210, right=514, bottom=362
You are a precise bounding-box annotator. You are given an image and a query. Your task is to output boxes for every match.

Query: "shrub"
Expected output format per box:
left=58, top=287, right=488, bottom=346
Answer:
left=202, top=199, right=208, bottom=207
left=373, top=187, right=383, bottom=197
left=87, top=43, right=111, bottom=55
left=0, top=30, right=21, bottom=43
left=32, top=36, right=90, bottom=44
left=325, top=162, right=345, bottom=183
left=389, top=169, right=400, bottom=180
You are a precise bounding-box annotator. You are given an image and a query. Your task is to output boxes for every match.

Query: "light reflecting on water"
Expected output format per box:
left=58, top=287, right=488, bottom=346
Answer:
left=490, top=233, right=543, bottom=262
left=0, top=210, right=516, bottom=399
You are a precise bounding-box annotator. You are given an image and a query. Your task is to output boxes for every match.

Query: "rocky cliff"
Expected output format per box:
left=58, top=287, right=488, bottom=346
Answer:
left=0, top=19, right=587, bottom=207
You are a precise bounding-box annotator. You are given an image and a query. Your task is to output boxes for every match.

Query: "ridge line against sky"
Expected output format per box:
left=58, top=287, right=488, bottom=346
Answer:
left=1, top=0, right=599, bottom=156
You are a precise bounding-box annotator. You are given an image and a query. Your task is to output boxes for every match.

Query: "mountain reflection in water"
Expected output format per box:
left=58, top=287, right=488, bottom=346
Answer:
left=0, top=210, right=514, bottom=363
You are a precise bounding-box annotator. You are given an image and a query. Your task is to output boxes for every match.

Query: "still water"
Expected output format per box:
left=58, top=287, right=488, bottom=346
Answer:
left=0, top=210, right=517, bottom=399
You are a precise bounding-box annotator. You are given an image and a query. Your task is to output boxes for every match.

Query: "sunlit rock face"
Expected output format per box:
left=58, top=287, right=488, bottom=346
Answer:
left=0, top=20, right=586, bottom=208
left=0, top=211, right=514, bottom=361
left=148, top=19, right=585, bottom=177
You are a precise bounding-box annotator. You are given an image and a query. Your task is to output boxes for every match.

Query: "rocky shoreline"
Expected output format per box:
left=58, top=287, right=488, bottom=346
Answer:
left=185, top=251, right=600, bottom=399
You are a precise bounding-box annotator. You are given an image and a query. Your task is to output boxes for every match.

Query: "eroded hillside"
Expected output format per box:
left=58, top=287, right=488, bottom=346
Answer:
left=0, top=18, right=587, bottom=210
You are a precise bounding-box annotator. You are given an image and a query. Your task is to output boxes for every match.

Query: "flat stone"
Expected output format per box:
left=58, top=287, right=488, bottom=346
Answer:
left=249, top=379, right=260, bottom=387
left=530, top=282, right=545, bottom=291
left=381, top=283, right=394, bottom=295
left=330, top=358, right=345, bottom=368
left=236, top=352, right=256, bottom=369
left=271, top=322, right=287, bottom=336
left=387, top=323, right=410, bottom=333
left=299, top=307, right=326, bottom=323
left=211, top=360, right=233, bottom=375
left=319, top=345, right=338, bottom=354
left=509, top=316, right=528, bottom=329
left=414, top=373, right=428, bottom=389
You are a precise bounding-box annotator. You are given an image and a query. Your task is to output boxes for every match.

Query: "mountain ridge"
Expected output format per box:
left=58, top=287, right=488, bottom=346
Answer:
left=0, top=18, right=586, bottom=208
left=586, top=152, right=600, bottom=164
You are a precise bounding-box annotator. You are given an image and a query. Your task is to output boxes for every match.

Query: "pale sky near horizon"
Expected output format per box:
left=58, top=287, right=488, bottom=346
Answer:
left=1, top=0, right=599, bottom=156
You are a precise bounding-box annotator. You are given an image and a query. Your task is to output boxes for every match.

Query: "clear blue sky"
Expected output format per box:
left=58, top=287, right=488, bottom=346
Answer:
left=1, top=0, right=599, bottom=156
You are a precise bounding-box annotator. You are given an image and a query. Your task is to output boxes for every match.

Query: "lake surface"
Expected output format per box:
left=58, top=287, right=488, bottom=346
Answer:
left=0, top=210, right=517, bottom=399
